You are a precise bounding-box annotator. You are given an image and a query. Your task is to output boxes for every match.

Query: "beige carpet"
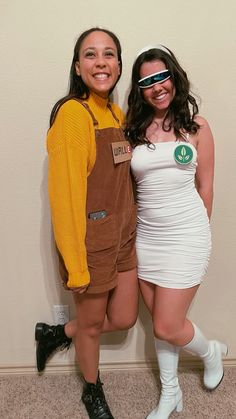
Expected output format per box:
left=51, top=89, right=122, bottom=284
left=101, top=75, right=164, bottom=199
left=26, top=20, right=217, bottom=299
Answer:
left=0, top=368, right=235, bottom=418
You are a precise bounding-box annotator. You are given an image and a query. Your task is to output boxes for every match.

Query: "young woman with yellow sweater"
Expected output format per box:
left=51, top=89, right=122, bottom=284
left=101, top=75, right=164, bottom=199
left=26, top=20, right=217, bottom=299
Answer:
left=35, top=28, right=138, bottom=419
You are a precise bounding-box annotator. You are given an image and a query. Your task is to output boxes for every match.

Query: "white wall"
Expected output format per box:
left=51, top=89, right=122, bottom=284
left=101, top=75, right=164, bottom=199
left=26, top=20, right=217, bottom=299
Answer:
left=1, top=0, right=236, bottom=372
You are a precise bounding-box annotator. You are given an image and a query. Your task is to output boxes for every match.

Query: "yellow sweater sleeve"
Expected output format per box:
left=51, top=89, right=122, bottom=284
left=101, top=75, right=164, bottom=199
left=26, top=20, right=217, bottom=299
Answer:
left=47, top=100, right=95, bottom=288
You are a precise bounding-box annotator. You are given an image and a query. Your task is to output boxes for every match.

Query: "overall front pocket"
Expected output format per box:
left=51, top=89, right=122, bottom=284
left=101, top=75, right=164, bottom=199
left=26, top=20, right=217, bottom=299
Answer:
left=86, top=214, right=118, bottom=269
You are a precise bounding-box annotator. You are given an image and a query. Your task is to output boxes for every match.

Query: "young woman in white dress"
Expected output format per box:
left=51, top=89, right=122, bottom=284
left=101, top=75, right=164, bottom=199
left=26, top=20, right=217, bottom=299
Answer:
left=126, top=45, right=227, bottom=419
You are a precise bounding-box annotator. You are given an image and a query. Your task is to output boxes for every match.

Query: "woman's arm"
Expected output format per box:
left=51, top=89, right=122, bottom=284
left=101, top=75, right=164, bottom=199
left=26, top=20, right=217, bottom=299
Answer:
left=47, top=100, right=95, bottom=288
left=194, top=116, right=215, bottom=220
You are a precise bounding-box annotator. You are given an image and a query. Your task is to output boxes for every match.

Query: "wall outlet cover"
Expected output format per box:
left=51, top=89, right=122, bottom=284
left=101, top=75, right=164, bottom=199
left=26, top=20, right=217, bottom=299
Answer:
left=53, top=305, right=69, bottom=324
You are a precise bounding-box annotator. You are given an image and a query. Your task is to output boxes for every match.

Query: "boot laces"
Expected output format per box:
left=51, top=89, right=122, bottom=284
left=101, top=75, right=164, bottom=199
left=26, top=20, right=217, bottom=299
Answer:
left=84, top=381, right=111, bottom=416
left=59, top=341, right=71, bottom=351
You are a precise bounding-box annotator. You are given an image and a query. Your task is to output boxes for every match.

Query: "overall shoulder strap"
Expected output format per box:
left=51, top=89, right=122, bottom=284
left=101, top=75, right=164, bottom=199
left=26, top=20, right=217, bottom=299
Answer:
left=107, top=103, right=120, bottom=125
left=73, top=98, right=98, bottom=126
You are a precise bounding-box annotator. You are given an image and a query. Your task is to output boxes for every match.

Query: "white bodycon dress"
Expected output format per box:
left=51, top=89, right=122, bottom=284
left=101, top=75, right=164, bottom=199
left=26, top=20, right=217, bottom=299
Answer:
left=131, top=141, right=211, bottom=289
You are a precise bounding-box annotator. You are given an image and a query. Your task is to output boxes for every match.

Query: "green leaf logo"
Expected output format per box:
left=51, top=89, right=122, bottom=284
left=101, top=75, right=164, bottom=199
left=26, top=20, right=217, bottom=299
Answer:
left=174, top=145, right=193, bottom=165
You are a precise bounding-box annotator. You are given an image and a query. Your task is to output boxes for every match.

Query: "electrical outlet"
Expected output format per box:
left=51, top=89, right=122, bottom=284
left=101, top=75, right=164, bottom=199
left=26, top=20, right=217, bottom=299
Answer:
left=53, top=305, right=69, bottom=325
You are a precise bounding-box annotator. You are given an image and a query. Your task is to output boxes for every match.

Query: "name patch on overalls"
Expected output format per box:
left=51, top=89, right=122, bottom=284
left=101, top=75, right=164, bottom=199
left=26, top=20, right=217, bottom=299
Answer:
left=111, top=141, right=132, bottom=164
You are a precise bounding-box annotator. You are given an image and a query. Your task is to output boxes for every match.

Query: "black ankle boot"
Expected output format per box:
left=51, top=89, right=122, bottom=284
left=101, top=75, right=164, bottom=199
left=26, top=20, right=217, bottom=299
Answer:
left=82, top=374, right=114, bottom=419
left=35, top=322, right=72, bottom=372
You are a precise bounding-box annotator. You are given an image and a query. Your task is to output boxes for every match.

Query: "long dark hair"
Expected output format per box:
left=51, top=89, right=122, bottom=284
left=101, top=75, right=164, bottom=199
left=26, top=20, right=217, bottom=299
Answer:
left=49, top=27, right=122, bottom=127
left=125, top=47, right=200, bottom=147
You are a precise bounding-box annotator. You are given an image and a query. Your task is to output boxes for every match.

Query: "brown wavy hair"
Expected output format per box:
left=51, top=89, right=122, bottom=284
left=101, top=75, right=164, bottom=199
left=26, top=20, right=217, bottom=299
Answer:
left=125, top=47, right=200, bottom=147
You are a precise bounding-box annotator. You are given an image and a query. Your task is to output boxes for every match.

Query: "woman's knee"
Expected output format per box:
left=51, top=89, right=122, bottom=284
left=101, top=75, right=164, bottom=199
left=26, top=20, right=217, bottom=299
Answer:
left=153, top=319, right=183, bottom=342
left=78, top=319, right=104, bottom=338
left=109, top=311, right=138, bottom=331
left=122, top=312, right=138, bottom=329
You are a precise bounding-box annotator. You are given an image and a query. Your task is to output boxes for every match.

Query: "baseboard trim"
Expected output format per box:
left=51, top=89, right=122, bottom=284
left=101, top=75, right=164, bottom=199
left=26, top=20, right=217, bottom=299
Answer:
left=0, top=358, right=236, bottom=375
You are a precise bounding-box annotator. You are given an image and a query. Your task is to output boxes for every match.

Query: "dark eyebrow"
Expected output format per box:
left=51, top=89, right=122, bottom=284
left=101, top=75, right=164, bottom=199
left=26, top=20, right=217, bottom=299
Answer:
left=83, top=46, right=116, bottom=51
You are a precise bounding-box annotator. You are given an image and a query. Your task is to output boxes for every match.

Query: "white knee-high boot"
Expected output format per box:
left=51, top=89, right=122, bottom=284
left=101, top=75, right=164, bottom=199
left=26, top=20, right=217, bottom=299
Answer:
left=183, top=323, right=228, bottom=390
left=147, top=339, right=182, bottom=419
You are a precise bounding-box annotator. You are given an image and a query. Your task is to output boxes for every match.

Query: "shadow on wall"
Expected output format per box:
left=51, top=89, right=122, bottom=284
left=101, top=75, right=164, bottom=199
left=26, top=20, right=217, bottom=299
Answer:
left=100, top=296, right=156, bottom=357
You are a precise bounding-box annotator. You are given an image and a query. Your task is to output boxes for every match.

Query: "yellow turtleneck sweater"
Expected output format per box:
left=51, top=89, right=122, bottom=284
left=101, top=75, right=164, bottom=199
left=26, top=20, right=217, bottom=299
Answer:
left=47, top=93, right=124, bottom=288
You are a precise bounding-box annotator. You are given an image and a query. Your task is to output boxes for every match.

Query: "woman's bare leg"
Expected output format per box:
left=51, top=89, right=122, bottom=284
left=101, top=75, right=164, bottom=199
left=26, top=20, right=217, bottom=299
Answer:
left=152, top=285, right=199, bottom=345
left=65, top=268, right=138, bottom=337
left=73, top=292, right=109, bottom=383
left=103, top=268, right=138, bottom=332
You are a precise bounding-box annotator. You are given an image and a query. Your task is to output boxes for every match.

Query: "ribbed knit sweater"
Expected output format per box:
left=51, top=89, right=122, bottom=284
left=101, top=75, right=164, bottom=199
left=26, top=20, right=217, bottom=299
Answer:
left=47, top=92, right=124, bottom=288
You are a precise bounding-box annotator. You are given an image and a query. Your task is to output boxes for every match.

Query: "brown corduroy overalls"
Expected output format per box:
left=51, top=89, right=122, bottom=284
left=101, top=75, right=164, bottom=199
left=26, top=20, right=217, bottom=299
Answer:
left=84, top=101, right=137, bottom=293
left=60, top=100, right=137, bottom=294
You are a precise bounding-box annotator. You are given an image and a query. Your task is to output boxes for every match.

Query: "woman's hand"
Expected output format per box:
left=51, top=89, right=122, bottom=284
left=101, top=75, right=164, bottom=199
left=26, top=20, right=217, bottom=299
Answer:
left=69, top=285, right=88, bottom=294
